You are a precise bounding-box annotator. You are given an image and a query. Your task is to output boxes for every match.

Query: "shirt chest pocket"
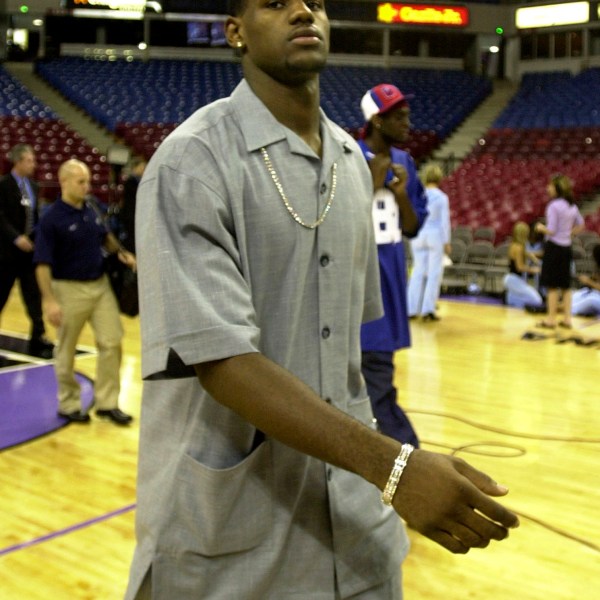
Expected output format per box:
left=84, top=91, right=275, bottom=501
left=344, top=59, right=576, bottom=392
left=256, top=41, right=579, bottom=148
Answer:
left=163, top=440, right=273, bottom=557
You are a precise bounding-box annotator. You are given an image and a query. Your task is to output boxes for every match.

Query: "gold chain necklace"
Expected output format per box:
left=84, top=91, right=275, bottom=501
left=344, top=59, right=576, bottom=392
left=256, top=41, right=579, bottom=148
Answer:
left=261, top=147, right=337, bottom=230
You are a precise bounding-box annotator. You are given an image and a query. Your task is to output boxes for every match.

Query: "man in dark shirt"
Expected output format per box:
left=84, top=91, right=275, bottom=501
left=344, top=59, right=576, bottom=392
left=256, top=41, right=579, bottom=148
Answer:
left=0, top=144, right=53, bottom=358
left=120, top=156, right=147, bottom=253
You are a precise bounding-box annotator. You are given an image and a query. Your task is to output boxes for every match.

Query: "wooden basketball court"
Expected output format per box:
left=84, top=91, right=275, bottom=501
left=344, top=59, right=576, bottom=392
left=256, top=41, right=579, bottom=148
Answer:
left=0, top=288, right=598, bottom=599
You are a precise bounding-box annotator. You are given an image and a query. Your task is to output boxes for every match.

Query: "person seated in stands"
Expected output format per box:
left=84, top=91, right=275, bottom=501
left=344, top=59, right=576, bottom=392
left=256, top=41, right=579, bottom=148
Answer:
left=572, top=244, right=600, bottom=317
left=503, top=221, right=543, bottom=309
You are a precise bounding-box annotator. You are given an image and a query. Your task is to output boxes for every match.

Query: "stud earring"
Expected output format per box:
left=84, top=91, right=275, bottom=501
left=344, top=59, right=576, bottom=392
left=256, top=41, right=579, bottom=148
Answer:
left=236, top=41, right=244, bottom=49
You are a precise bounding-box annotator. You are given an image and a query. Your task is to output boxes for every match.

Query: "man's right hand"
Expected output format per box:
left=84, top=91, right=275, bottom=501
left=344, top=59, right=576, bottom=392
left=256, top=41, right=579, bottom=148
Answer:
left=368, top=153, right=392, bottom=190
left=43, top=299, right=63, bottom=328
left=393, top=449, right=519, bottom=553
left=14, top=235, right=34, bottom=252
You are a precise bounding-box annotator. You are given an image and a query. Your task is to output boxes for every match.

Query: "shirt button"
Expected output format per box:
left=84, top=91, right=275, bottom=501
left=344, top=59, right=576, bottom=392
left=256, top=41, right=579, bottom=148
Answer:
left=324, top=397, right=332, bottom=404
left=321, top=327, right=330, bottom=339
left=320, top=183, right=327, bottom=194
left=320, top=254, right=329, bottom=267
left=326, top=468, right=333, bottom=481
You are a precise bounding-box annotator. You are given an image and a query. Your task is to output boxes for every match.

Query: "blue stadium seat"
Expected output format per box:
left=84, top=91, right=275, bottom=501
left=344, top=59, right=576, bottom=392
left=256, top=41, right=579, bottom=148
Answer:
left=30, top=59, right=600, bottom=235
left=35, top=57, right=492, bottom=166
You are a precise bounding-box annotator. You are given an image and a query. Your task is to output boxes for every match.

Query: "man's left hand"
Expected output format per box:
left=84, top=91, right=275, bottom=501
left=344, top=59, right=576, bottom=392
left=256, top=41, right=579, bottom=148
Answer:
left=387, top=164, right=408, bottom=196
left=118, top=249, right=137, bottom=272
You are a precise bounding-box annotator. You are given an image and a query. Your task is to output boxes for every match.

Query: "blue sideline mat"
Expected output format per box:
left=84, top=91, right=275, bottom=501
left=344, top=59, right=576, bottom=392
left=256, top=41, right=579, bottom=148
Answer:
left=0, top=364, right=95, bottom=451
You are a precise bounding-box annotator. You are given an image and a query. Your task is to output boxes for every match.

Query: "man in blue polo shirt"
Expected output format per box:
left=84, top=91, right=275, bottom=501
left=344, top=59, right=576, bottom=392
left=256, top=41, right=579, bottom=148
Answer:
left=34, top=159, right=135, bottom=425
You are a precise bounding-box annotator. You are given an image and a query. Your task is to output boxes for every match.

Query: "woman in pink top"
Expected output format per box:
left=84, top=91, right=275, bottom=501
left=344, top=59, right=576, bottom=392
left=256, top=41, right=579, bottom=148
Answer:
left=535, top=174, right=584, bottom=328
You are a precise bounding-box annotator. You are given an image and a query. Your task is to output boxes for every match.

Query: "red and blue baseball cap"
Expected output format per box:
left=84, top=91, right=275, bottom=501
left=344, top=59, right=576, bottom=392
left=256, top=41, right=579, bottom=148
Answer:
left=360, top=84, right=413, bottom=121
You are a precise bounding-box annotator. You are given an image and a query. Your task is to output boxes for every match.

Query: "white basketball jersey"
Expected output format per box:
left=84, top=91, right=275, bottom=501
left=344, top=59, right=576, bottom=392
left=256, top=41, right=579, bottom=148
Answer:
left=372, top=187, right=401, bottom=245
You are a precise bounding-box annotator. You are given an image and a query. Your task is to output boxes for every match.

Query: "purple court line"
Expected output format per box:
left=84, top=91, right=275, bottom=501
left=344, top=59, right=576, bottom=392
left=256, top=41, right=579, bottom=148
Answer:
left=0, top=503, right=136, bottom=557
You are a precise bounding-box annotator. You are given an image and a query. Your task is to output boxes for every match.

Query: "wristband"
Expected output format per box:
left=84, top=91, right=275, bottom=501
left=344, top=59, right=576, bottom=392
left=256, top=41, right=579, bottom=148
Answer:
left=381, top=443, right=414, bottom=506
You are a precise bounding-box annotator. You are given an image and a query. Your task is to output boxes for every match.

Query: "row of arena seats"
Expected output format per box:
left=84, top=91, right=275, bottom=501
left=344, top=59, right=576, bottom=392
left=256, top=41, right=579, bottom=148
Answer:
left=439, top=227, right=599, bottom=295
left=0, top=114, right=112, bottom=202
left=35, top=57, right=491, bottom=138
left=0, top=68, right=57, bottom=119
left=114, top=122, right=176, bottom=164
left=0, top=65, right=112, bottom=201
left=113, top=122, right=437, bottom=165
left=319, top=65, right=491, bottom=136
left=494, top=69, right=600, bottom=129
left=441, top=161, right=600, bottom=237
left=41, top=57, right=470, bottom=162
left=451, top=69, right=600, bottom=237
left=451, top=224, right=600, bottom=253
left=3, top=61, right=600, bottom=236
left=474, top=127, right=600, bottom=163
left=35, top=59, right=600, bottom=239
left=444, top=122, right=600, bottom=238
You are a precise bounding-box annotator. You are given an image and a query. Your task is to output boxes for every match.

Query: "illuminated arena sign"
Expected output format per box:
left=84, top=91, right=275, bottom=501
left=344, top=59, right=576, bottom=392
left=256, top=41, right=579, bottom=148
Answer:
left=377, top=3, right=469, bottom=27
left=66, top=0, right=155, bottom=19
left=516, top=2, right=589, bottom=29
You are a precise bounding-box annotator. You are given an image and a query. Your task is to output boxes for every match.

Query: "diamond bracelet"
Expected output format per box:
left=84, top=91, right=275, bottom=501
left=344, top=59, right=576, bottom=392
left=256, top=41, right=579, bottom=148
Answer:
left=381, top=444, right=415, bottom=506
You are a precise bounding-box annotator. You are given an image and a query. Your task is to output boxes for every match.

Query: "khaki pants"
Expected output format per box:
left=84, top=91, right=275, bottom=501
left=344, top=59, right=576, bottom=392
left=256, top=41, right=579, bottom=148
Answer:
left=52, top=275, right=123, bottom=414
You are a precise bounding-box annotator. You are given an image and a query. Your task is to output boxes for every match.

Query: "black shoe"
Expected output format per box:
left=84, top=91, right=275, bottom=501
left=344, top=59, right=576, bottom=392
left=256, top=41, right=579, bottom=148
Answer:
left=96, top=408, right=133, bottom=425
left=58, top=410, right=91, bottom=423
left=28, top=337, right=54, bottom=359
left=422, top=313, right=440, bottom=322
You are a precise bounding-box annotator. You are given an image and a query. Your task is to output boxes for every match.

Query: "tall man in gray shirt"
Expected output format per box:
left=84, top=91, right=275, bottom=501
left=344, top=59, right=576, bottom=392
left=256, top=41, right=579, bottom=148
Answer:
left=126, top=1, right=518, bottom=598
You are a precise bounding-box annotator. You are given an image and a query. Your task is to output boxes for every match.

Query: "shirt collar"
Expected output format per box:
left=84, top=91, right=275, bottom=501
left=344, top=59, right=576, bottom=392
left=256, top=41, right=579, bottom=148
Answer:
left=12, top=171, right=26, bottom=186
left=58, top=198, right=86, bottom=212
left=230, top=79, right=355, bottom=162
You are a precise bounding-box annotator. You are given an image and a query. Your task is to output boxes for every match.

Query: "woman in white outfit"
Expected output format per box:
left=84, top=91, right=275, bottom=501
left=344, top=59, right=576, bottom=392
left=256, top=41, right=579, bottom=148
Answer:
left=407, top=164, right=451, bottom=321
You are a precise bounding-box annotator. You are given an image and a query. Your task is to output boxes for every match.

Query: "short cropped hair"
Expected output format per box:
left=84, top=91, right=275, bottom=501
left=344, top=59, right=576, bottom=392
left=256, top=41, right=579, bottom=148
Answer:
left=8, top=143, right=33, bottom=164
left=58, top=158, right=89, bottom=183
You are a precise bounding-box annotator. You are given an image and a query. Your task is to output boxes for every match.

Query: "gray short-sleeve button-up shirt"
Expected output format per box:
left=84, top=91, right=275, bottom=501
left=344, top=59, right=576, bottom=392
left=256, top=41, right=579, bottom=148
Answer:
left=127, top=80, right=408, bottom=600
